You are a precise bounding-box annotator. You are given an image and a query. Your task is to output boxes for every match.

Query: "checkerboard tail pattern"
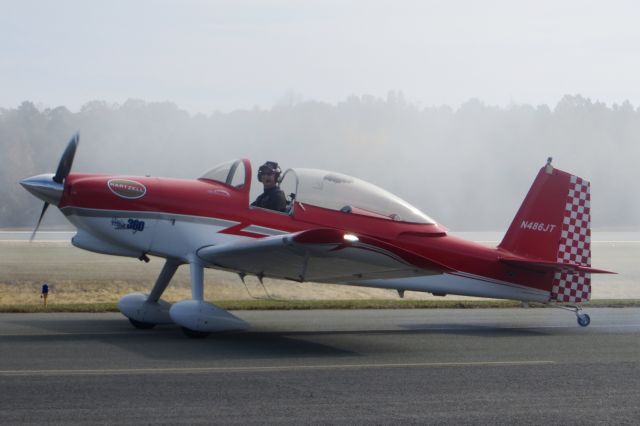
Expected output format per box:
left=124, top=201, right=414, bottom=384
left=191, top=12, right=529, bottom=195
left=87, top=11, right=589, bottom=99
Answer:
left=550, top=175, right=591, bottom=303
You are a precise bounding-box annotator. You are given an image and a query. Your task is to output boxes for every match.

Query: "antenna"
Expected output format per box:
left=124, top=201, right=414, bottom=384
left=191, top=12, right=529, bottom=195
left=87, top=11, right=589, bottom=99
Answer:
left=545, top=156, right=554, bottom=174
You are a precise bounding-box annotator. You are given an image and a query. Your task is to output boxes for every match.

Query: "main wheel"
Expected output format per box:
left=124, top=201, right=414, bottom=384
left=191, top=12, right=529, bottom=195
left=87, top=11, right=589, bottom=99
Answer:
left=181, top=327, right=211, bottom=339
left=577, top=313, right=591, bottom=327
left=129, top=318, right=156, bottom=329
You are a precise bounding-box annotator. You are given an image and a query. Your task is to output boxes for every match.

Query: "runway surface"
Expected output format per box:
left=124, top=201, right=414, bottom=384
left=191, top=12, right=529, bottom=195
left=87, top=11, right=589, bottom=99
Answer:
left=1, top=308, right=639, bottom=424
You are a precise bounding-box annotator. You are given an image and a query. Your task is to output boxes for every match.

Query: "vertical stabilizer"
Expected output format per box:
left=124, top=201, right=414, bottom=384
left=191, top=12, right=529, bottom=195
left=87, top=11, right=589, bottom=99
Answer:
left=498, top=162, right=592, bottom=303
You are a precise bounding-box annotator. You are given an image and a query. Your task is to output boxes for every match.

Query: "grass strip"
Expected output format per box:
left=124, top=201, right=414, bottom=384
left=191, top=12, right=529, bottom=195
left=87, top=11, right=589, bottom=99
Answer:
left=1, top=299, right=640, bottom=313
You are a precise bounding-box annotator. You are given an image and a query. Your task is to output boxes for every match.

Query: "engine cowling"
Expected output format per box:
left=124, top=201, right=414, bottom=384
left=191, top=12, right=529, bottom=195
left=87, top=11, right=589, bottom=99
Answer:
left=73, top=231, right=143, bottom=258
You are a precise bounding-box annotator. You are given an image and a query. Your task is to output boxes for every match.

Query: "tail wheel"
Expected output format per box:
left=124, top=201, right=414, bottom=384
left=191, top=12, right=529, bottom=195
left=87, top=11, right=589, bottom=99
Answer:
left=577, top=313, right=591, bottom=327
left=551, top=304, right=591, bottom=327
left=129, top=318, right=156, bottom=329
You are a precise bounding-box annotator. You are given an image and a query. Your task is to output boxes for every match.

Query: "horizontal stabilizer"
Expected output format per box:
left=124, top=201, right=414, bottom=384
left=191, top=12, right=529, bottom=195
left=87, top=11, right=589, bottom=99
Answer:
left=500, top=256, right=615, bottom=275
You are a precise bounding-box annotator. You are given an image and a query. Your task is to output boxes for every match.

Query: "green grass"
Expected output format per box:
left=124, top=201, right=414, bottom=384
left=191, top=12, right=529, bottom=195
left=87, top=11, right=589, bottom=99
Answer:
left=0, top=303, right=119, bottom=313
left=2, top=298, right=640, bottom=313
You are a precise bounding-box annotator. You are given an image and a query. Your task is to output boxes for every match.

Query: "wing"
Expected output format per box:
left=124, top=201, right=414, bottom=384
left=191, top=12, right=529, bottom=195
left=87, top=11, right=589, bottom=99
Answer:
left=197, top=228, right=452, bottom=283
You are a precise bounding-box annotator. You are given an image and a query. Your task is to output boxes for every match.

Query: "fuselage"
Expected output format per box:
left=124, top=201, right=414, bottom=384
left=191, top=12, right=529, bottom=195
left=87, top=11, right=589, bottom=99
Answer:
left=58, top=168, right=552, bottom=303
left=20, top=136, right=605, bottom=334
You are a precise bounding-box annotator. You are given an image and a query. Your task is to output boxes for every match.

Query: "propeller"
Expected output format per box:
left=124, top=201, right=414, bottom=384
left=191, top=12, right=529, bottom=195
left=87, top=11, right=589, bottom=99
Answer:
left=25, top=133, right=80, bottom=241
left=53, top=133, right=79, bottom=184
left=30, top=203, right=51, bottom=242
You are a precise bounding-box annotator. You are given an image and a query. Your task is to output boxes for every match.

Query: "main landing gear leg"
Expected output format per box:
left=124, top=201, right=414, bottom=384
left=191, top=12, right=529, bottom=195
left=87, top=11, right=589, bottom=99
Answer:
left=190, top=261, right=204, bottom=302
left=120, top=258, right=180, bottom=329
left=554, top=304, right=591, bottom=327
left=129, top=259, right=180, bottom=329
left=147, top=259, right=181, bottom=303
left=179, top=262, right=210, bottom=339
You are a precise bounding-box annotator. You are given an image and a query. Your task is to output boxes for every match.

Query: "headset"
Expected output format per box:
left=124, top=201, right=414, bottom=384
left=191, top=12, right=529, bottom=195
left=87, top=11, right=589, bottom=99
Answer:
left=257, top=161, right=282, bottom=183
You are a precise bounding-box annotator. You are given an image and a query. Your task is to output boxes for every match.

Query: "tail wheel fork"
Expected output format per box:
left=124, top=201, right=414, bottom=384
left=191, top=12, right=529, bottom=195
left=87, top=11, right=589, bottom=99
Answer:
left=554, top=304, right=591, bottom=327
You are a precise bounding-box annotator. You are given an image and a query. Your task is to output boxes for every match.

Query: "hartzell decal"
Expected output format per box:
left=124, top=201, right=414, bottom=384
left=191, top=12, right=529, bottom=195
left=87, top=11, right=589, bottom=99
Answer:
left=108, top=179, right=147, bottom=199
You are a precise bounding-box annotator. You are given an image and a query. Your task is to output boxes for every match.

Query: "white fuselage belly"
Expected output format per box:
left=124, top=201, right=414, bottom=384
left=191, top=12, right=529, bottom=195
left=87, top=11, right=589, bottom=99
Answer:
left=63, top=207, right=248, bottom=262
left=351, top=274, right=549, bottom=302
left=62, top=207, right=550, bottom=302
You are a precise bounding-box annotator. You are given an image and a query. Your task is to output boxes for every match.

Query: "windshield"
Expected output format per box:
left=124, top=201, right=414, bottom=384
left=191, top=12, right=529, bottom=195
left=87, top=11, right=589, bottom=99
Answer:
left=293, top=168, right=434, bottom=224
left=200, top=160, right=246, bottom=188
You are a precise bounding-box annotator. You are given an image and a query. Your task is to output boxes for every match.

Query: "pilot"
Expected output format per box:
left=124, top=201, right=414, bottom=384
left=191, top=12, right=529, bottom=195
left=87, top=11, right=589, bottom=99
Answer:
left=252, top=161, right=287, bottom=212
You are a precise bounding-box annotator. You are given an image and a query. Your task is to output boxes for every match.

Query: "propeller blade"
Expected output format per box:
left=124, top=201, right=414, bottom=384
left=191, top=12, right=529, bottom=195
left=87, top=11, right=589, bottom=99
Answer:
left=30, top=202, right=50, bottom=242
left=53, top=133, right=79, bottom=184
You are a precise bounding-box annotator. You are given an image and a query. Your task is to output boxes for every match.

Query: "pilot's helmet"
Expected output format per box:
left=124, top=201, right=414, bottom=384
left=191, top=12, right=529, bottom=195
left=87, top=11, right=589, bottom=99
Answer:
left=257, top=161, right=282, bottom=182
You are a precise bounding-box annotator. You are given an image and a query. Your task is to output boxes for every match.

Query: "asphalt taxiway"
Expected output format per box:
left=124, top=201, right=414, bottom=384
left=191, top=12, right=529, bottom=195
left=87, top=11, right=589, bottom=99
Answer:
left=1, top=308, right=639, bottom=424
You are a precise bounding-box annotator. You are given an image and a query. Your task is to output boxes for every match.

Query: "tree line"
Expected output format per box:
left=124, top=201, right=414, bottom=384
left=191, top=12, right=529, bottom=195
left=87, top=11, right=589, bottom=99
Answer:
left=1, top=94, right=637, bottom=230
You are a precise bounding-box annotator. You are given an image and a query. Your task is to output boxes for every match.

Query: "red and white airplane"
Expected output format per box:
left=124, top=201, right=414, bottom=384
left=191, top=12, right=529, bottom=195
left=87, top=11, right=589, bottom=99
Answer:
left=21, top=134, right=613, bottom=337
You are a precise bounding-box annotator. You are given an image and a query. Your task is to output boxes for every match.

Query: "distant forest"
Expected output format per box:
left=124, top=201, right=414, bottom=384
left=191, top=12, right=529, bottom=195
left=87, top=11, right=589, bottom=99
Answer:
left=1, top=94, right=637, bottom=230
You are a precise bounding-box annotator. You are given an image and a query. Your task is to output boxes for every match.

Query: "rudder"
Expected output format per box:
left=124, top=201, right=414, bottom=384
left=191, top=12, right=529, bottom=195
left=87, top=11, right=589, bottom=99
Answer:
left=498, top=161, right=592, bottom=303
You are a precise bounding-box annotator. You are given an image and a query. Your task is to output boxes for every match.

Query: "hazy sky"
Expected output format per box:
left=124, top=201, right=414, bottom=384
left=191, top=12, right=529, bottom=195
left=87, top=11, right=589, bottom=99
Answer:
left=2, top=0, right=640, bottom=113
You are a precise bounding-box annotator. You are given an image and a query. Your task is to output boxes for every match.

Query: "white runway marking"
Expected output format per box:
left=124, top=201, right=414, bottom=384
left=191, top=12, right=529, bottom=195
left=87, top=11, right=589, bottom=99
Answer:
left=0, top=360, right=555, bottom=376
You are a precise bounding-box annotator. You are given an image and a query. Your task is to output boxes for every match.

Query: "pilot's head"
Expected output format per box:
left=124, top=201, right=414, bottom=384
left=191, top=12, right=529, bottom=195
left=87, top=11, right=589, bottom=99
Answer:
left=257, top=161, right=281, bottom=189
